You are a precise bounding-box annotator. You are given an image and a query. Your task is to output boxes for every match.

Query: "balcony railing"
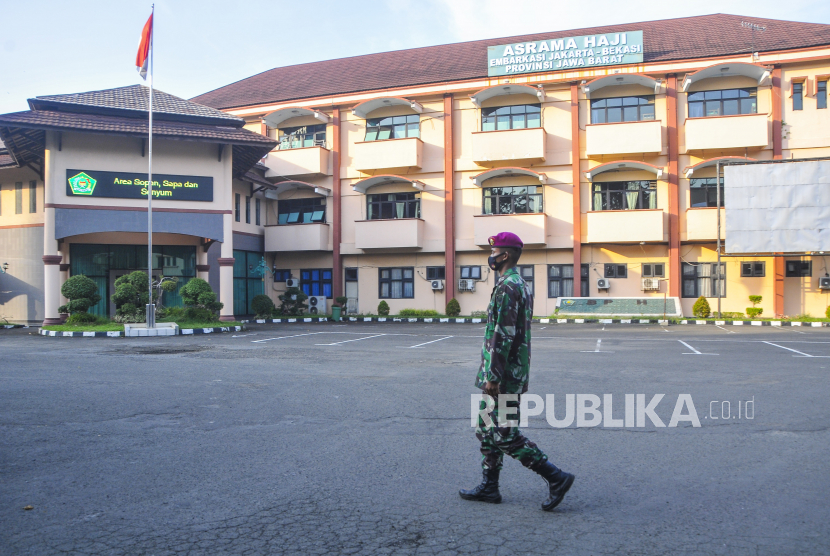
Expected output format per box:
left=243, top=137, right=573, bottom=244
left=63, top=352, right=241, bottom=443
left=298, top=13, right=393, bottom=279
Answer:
left=684, top=113, right=769, bottom=151
left=473, top=213, right=547, bottom=246
left=354, top=218, right=424, bottom=249
left=471, top=127, right=546, bottom=164
left=264, top=223, right=329, bottom=252
left=685, top=207, right=725, bottom=241
left=586, top=120, right=663, bottom=156
left=353, top=137, right=423, bottom=171
left=262, top=146, right=330, bottom=178
left=585, top=209, right=664, bottom=243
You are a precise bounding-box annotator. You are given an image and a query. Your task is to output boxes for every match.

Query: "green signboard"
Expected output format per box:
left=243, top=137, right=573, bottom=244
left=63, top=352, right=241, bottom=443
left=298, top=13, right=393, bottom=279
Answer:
left=66, top=169, right=213, bottom=201
left=487, top=31, right=643, bottom=77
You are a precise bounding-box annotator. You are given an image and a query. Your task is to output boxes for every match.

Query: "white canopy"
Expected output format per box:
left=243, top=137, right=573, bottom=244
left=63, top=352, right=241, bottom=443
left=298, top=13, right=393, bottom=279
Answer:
left=583, top=74, right=662, bottom=98
left=262, top=107, right=329, bottom=128
left=585, top=161, right=664, bottom=181
left=351, top=97, right=424, bottom=119
left=470, top=84, right=544, bottom=107
left=352, top=174, right=425, bottom=194
left=470, top=167, right=546, bottom=186
left=682, top=63, right=770, bottom=92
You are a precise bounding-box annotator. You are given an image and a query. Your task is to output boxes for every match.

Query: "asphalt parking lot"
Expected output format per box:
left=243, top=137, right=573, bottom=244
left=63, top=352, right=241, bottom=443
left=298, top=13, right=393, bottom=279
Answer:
left=2, top=322, right=829, bottom=555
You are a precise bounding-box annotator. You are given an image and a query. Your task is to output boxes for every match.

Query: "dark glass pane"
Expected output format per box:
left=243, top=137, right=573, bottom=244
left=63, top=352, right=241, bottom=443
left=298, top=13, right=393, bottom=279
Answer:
left=741, top=98, right=757, bottom=113
left=793, top=91, right=803, bottom=111
left=607, top=98, right=622, bottom=107
left=622, top=97, right=639, bottom=106
left=496, top=106, right=510, bottom=116
left=689, top=102, right=704, bottom=118
left=706, top=101, right=721, bottom=116
left=754, top=262, right=764, bottom=275
left=623, top=106, right=638, bottom=121
left=496, top=115, right=510, bottom=130
left=592, top=109, right=605, bottom=124
left=690, top=187, right=707, bottom=208
left=607, top=108, right=622, bottom=122
left=526, top=105, right=541, bottom=113
left=527, top=113, right=541, bottom=127
left=640, top=105, right=655, bottom=120
left=722, top=89, right=739, bottom=99
left=511, top=105, right=526, bottom=114
left=609, top=191, right=624, bottom=210
left=655, top=264, right=664, bottom=276
left=605, top=265, right=615, bottom=277
left=688, top=92, right=705, bottom=102
left=498, top=197, right=512, bottom=214
left=723, top=99, right=739, bottom=115
left=704, top=90, right=722, bottom=100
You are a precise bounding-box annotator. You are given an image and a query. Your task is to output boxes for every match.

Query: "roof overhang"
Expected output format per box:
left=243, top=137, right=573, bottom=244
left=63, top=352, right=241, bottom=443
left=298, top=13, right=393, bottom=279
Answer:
left=352, top=174, right=425, bottom=194
left=351, top=97, right=423, bottom=119
left=682, top=63, right=771, bottom=92
left=263, top=180, right=331, bottom=199
left=683, top=157, right=757, bottom=178
left=583, top=74, right=662, bottom=98
left=585, top=160, right=664, bottom=181
left=470, top=84, right=544, bottom=107
left=262, top=106, right=329, bottom=128
left=471, top=167, right=546, bottom=186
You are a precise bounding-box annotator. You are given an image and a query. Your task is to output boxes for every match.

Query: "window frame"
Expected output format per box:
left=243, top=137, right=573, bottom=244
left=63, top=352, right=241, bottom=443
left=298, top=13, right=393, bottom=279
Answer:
left=367, top=192, right=420, bottom=220
left=28, top=180, right=36, bottom=213
left=518, top=265, right=534, bottom=296
left=792, top=81, right=804, bottom=111
left=345, top=267, right=358, bottom=282
left=688, top=88, right=758, bottom=118
left=300, top=268, right=333, bottom=299
left=785, top=261, right=812, bottom=277
left=481, top=104, right=542, bottom=131
left=234, top=193, right=240, bottom=222
left=681, top=262, right=726, bottom=298
left=482, top=185, right=543, bottom=215
left=642, top=263, right=665, bottom=278
left=15, top=181, right=23, bottom=214
left=365, top=114, right=420, bottom=141
left=459, top=266, right=482, bottom=280
left=273, top=269, right=291, bottom=282
left=547, top=264, right=589, bottom=298
left=590, top=95, right=656, bottom=124
left=818, top=79, right=828, bottom=110
left=255, top=198, right=261, bottom=226
left=426, top=266, right=445, bottom=280
left=378, top=267, right=415, bottom=299
left=689, top=177, right=724, bottom=208
left=277, top=123, right=326, bottom=150
left=741, top=261, right=766, bottom=277
left=591, top=181, right=657, bottom=211
left=245, top=195, right=251, bottom=224
left=604, top=264, right=627, bottom=278
left=277, top=197, right=326, bottom=225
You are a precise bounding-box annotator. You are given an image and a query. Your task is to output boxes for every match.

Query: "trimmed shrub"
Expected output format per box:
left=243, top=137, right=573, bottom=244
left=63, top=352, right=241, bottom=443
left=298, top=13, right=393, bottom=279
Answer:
left=749, top=295, right=763, bottom=307
left=470, top=310, right=487, bottom=318
left=180, top=278, right=223, bottom=317
left=251, top=294, right=275, bottom=318
left=692, top=296, right=711, bottom=318
left=111, top=271, right=152, bottom=318
left=65, top=312, right=101, bottom=325
left=746, top=307, right=763, bottom=318
left=377, top=300, right=390, bottom=316
left=398, top=309, right=439, bottom=317
left=278, top=287, right=308, bottom=316
left=58, top=275, right=101, bottom=314
left=826, top=305, right=830, bottom=319
left=445, top=298, right=461, bottom=317
left=335, top=296, right=349, bottom=308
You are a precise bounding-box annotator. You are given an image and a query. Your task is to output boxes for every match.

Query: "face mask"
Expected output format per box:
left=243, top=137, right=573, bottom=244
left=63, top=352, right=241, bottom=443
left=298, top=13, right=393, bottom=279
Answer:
left=488, top=253, right=507, bottom=271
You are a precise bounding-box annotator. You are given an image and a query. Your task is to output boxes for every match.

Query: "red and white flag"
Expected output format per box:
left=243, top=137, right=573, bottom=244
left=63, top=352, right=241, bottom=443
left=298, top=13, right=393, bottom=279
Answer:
left=135, top=12, right=153, bottom=80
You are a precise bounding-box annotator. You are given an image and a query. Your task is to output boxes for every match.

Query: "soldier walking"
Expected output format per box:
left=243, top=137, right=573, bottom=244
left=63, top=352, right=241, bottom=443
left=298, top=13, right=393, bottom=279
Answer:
left=459, top=232, right=575, bottom=510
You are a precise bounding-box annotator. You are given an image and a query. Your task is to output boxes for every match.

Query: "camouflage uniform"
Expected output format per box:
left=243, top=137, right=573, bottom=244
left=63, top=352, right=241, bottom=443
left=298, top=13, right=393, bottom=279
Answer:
left=474, top=267, right=548, bottom=471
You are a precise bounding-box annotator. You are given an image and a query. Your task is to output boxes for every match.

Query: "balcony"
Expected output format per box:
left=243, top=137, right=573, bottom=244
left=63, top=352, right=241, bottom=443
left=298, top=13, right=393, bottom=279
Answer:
left=685, top=208, right=725, bottom=241
left=472, top=127, right=545, bottom=164
left=355, top=218, right=424, bottom=249
left=265, top=223, right=329, bottom=252
left=474, top=213, right=547, bottom=246
left=586, top=120, right=663, bottom=156
left=353, top=138, right=423, bottom=172
left=685, top=113, right=769, bottom=151
left=585, top=210, right=664, bottom=243
left=263, top=146, right=330, bottom=178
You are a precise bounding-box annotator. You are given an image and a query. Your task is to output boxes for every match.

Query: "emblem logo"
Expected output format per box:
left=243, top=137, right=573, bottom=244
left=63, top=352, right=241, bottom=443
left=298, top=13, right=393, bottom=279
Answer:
left=67, top=172, right=97, bottom=195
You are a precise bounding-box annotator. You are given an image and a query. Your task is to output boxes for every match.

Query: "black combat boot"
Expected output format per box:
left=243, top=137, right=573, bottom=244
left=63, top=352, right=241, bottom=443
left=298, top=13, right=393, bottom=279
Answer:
left=459, top=468, right=502, bottom=503
left=532, top=460, right=574, bottom=511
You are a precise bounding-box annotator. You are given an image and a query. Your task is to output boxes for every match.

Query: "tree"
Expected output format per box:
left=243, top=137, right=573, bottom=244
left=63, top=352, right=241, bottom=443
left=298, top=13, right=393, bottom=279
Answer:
left=445, top=298, right=461, bottom=317
left=692, top=296, right=711, bottom=318
left=179, top=278, right=224, bottom=318
left=747, top=295, right=763, bottom=318
left=58, top=275, right=101, bottom=314
left=251, top=294, right=275, bottom=318
left=111, top=271, right=151, bottom=317
left=377, top=300, right=390, bottom=316
left=278, top=287, right=308, bottom=316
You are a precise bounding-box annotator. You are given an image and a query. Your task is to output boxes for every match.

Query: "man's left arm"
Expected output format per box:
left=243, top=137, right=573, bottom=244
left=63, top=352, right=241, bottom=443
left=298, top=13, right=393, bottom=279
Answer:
left=483, top=284, right=520, bottom=390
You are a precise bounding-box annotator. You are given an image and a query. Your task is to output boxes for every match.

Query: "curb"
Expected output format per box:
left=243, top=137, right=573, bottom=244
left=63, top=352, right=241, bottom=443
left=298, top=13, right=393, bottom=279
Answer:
left=2, top=324, right=26, bottom=329
left=38, top=325, right=245, bottom=338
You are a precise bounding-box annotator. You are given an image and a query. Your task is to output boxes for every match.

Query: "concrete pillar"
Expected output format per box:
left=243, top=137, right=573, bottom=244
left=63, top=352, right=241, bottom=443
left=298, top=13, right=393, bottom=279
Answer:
left=196, top=247, right=210, bottom=282
left=42, top=132, right=63, bottom=325
left=42, top=253, right=63, bottom=325
left=218, top=213, right=235, bottom=321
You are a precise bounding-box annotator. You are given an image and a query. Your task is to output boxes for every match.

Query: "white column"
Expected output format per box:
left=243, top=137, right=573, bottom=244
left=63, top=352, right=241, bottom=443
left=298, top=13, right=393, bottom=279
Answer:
left=196, top=245, right=210, bottom=281
left=42, top=132, right=63, bottom=325
left=218, top=212, right=235, bottom=321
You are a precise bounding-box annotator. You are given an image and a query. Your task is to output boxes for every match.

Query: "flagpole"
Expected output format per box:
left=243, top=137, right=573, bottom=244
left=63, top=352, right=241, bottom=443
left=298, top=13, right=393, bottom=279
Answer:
left=146, top=4, right=155, bottom=328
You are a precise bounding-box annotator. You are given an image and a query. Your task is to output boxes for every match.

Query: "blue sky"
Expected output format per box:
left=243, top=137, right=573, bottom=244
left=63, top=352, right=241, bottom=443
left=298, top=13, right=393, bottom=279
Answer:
left=1, top=0, right=829, bottom=113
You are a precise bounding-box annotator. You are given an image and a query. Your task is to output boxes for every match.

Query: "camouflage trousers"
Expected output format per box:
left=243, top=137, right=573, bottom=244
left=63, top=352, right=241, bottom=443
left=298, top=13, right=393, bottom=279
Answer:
left=475, top=393, right=548, bottom=471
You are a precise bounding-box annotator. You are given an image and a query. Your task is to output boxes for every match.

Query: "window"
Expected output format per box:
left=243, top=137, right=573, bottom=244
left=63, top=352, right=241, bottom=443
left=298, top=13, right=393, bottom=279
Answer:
left=592, top=181, right=656, bottom=210
left=483, top=185, right=543, bottom=215
left=741, top=261, right=765, bottom=277
left=460, top=266, right=481, bottom=280
left=367, top=192, right=420, bottom=219
left=682, top=263, right=726, bottom=298
left=15, top=182, right=22, bottom=214
left=301, top=268, right=333, bottom=298
left=273, top=269, right=291, bottom=282
left=28, top=181, right=36, bottom=213
left=690, top=177, right=723, bottom=208
left=785, top=261, right=811, bottom=277
left=519, top=265, right=534, bottom=295
left=245, top=196, right=251, bottom=224
left=548, top=264, right=589, bottom=298
left=604, top=264, right=627, bottom=278
left=233, top=250, right=266, bottom=315
left=642, top=263, right=665, bottom=278
left=591, top=96, right=655, bottom=124
left=234, top=193, right=240, bottom=222
left=793, top=82, right=804, bottom=111
left=379, top=267, right=414, bottom=298
left=818, top=80, right=827, bottom=110
left=277, top=124, right=326, bottom=150
left=277, top=197, right=326, bottom=225
left=426, top=266, right=445, bottom=280
left=481, top=104, right=541, bottom=131
left=345, top=268, right=358, bottom=281
left=255, top=198, right=261, bottom=226
left=688, top=88, right=757, bottom=118
left=365, top=115, right=419, bottom=141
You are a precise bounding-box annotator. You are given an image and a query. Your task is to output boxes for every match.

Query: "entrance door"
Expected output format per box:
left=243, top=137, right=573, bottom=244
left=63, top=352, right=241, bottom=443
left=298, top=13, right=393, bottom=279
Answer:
left=345, top=267, right=358, bottom=314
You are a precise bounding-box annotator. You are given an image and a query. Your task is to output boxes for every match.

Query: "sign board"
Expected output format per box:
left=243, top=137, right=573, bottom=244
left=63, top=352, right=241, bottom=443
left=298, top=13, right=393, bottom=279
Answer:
left=66, top=169, right=213, bottom=202
left=488, top=31, right=643, bottom=77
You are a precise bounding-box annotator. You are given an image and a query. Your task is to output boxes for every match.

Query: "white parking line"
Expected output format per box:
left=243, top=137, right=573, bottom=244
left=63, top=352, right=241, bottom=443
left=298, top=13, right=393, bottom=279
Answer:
left=770, top=326, right=806, bottom=335
left=252, top=332, right=325, bottom=343
left=762, top=341, right=830, bottom=358
left=580, top=339, right=614, bottom=353
left=715, top=325, right=735, bottom=334
left=401, top=336, right=453, bottom=349
left=678, top=340, right=718, bottom=355
left=316, top=334, right=387, bottom=346
left=232, top=333, right=257, bottom=338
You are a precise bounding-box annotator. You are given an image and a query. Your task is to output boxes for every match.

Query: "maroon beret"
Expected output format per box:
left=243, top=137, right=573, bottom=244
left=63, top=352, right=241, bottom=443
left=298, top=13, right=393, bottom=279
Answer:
left=488, top=232, right=524, bottom=248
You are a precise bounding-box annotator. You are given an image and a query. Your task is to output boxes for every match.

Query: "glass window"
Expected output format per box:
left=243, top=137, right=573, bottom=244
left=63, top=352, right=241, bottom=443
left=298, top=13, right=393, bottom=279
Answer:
left=277, top=124, right=326, bottom=150
left=681, top=262, right=726, bottom=298
left=548, top=264, right=589, bottom=298
left=604, top=264, right=627, bottom=278
left=591, top=96, right=655, bottom=124
left=481, top=104, right=541, bottom=131
left=273, top=269, right=291, bottom=282
left=365, top=115, right=419, bottom=141
left=690, top=177, right=724, bottom=208
left=234, top=193, right=240, bottom=222
left=233, top=250, right=266, bottom=315
left=379, top=267, right=414, bottom=299
left=255, top=198, right=261, bottom=226
left=15, top=182, right=22, bottom=214
left=28, top=181, right=37, bottom=213
left=460, top=266, right=481, bottom=280
left=688, top=88, right=757, bottom=118
left=518, top=265, right=534, bottom=296
left=345, top=268, right=358, bottom=281
left=367, top=192, right=420, bottom=220
left=785, top=261, right=811, bottom=277
left=741, top=262, right=765, bottom=277
left=483, top=185, right=543, bottom=215
left=245, top=196, right=251, bottom=224
left=277, top=197, right=326, bottom=225
left=592, top=181, right=656, bottom=211
left=793, top=82, right=804, bottom=111
left=818, top=80, right=827, bottom=110
left=426, top=266, right=445, bottom=280
left=642, top=263, right=665, bottom=278
left=301, top=268, right=333, bottom=298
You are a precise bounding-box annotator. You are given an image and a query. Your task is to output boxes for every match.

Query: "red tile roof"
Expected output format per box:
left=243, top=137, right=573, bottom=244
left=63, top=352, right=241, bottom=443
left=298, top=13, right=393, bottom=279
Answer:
left=191, top=14, right=830, bottom=110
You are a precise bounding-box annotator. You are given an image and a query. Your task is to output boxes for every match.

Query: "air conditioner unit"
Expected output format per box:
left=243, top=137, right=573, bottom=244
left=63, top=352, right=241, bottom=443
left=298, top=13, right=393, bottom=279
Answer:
left=285, top=278, right=299, bottom=288
left=819, top=276, right=830, bottom=290
left=430, top=279, right=444, bottom=291
left=597, top=278, right=610, bottom=290
left=641, top=278, right=660, bottom=291
left=458, top=279, right=476, bottom=292
left=307, top=295, right=327, bottom=314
